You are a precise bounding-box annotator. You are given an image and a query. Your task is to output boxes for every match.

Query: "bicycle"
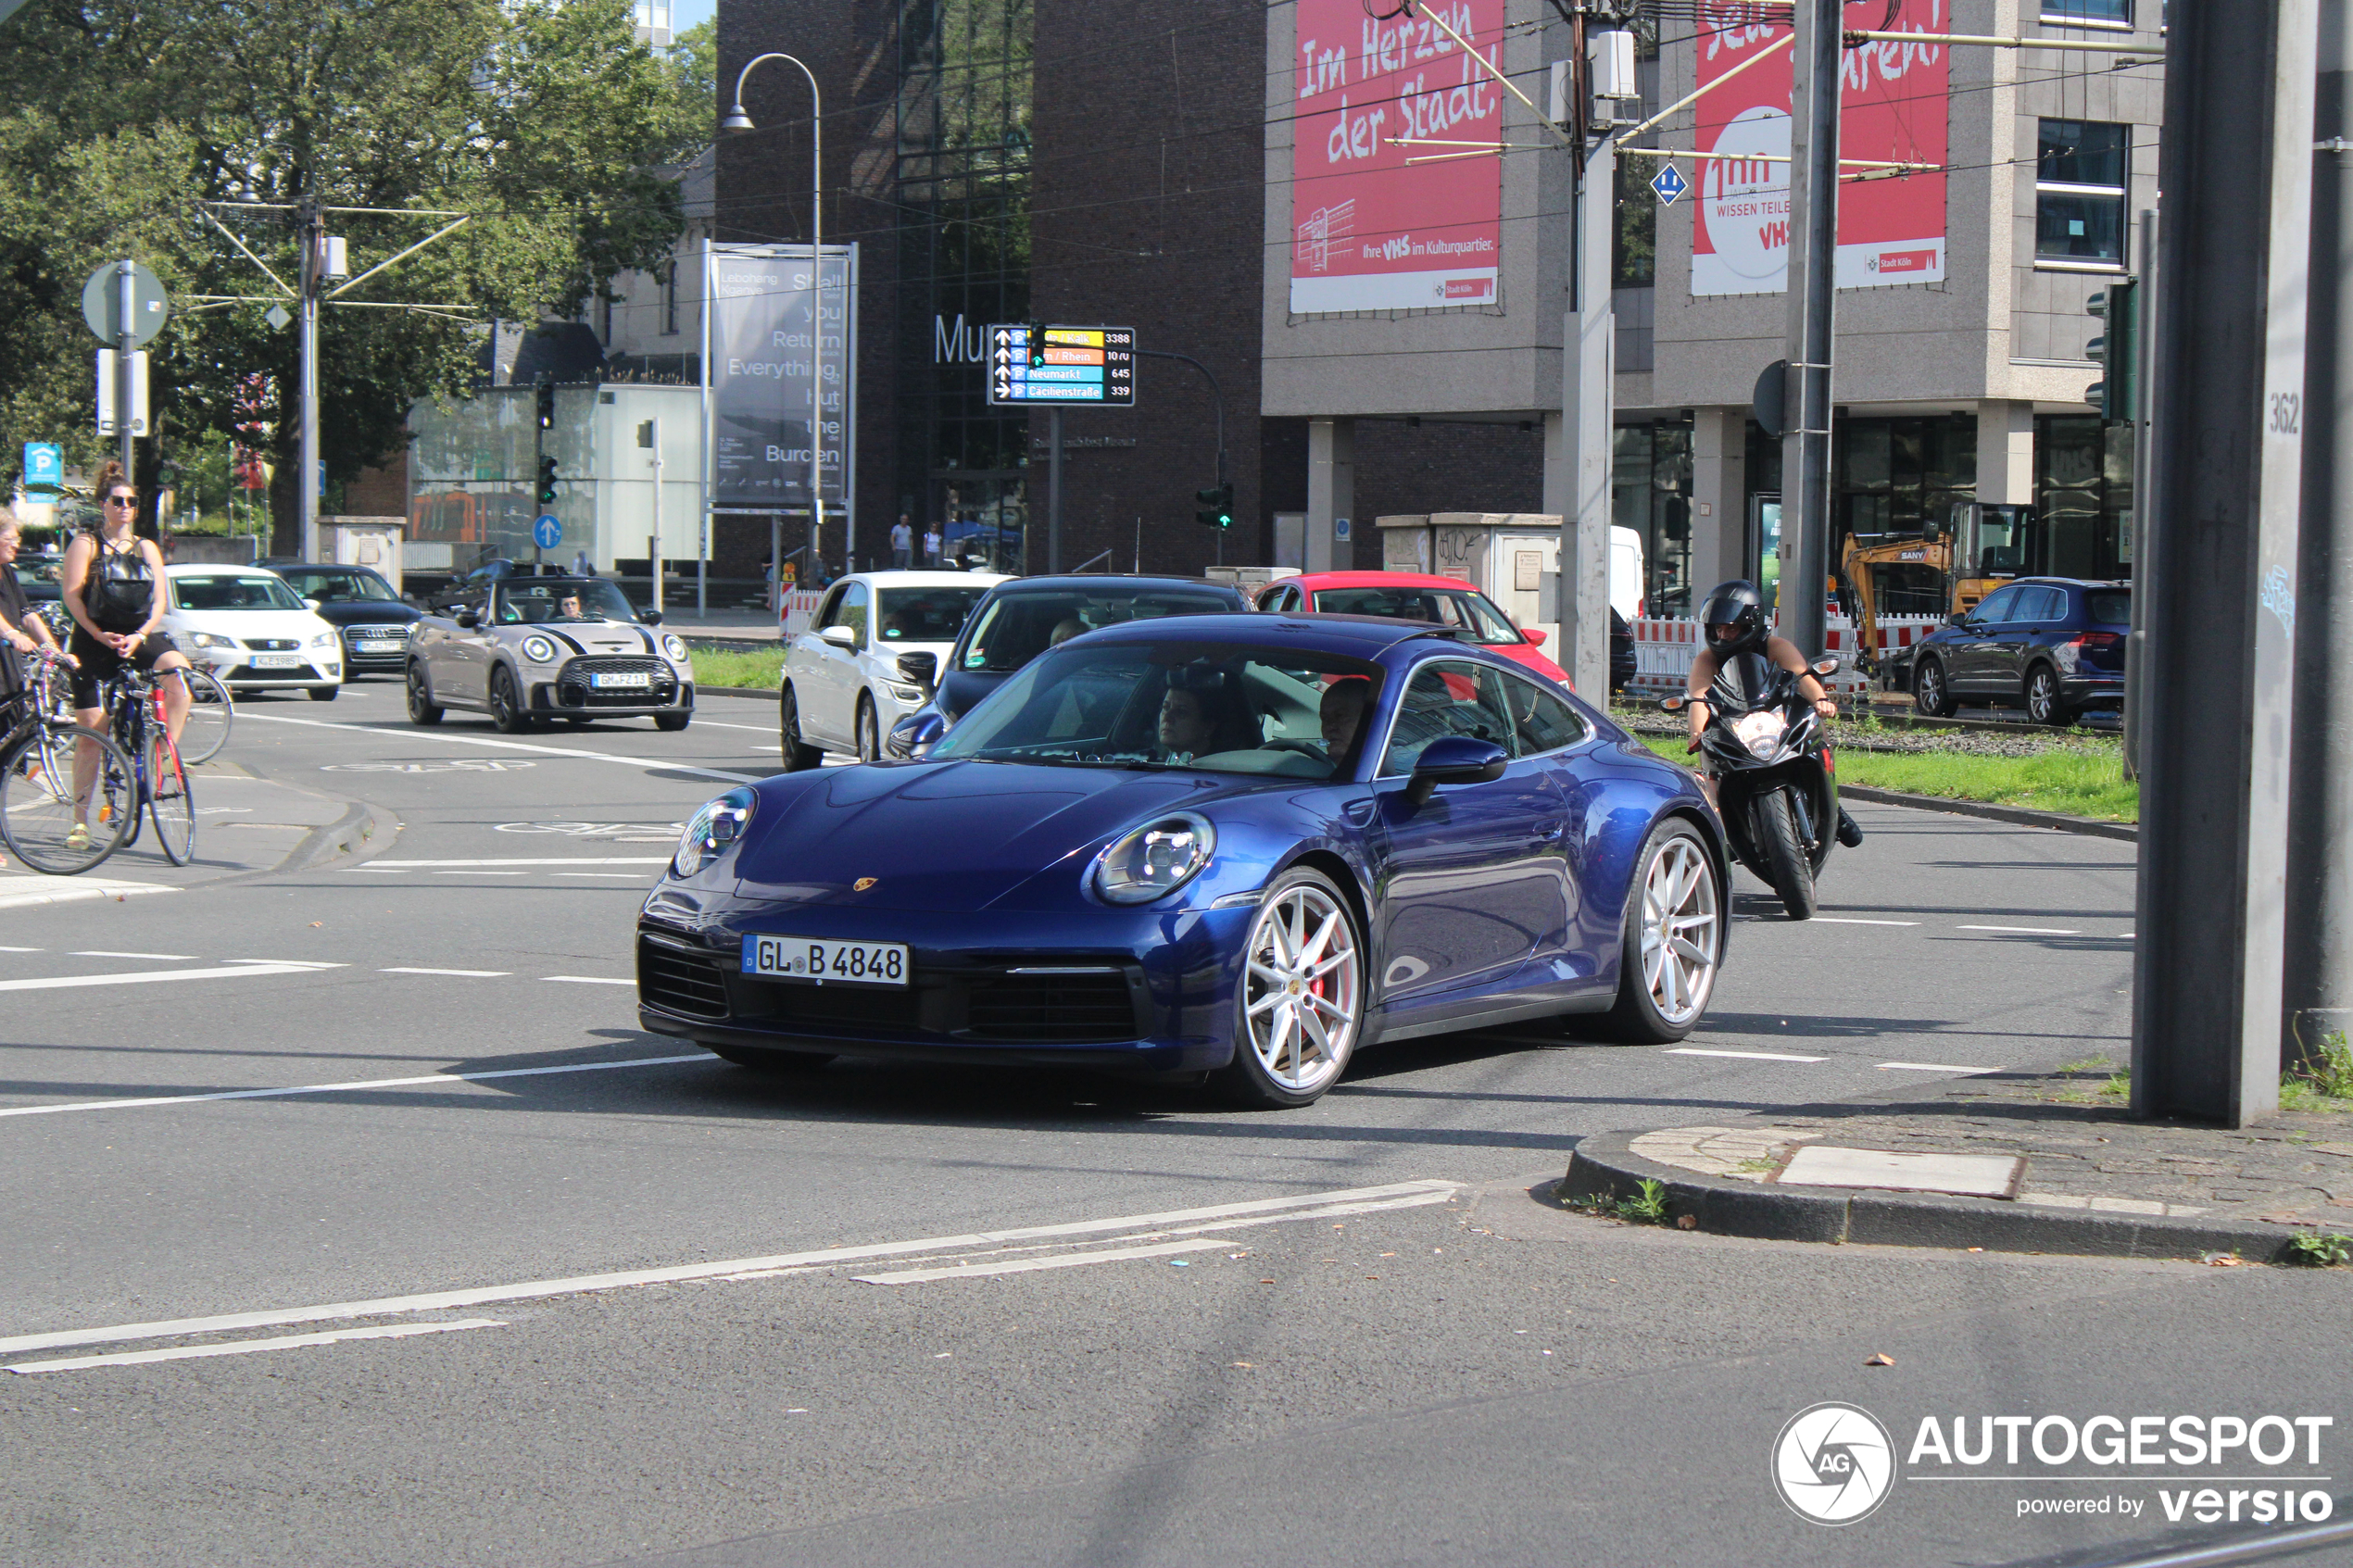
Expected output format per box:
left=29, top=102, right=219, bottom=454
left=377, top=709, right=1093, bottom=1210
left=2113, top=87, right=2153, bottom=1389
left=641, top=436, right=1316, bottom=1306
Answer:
left=93, top=660, right=195, bottom=865
left=178, top=666, right=233, bottom=765
left=0, top=648, right=137, bottom=874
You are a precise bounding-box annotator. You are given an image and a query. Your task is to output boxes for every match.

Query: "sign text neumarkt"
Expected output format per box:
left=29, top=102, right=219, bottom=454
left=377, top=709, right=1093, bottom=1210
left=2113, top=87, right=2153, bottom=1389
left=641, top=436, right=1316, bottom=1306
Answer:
left=985, top=325, right=1136, bottom=408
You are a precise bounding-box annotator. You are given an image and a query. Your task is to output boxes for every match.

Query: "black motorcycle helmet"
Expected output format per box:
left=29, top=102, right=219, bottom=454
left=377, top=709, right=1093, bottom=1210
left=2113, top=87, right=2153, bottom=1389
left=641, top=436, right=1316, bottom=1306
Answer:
left=1697, top=580, right=1769, bottom=659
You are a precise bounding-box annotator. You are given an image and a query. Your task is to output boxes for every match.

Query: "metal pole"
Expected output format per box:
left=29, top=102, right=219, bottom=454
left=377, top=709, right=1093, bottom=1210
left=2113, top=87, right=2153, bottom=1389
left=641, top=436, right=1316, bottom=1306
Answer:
left=2123, top=208, right=2158, bottom=782
left=650, top=416, right=664, bottom=615
left=1778, top=0, right=1837, bottom=661
left=2286, top=9, right=2353, bottom=1073
left=1048, top=406, right=1063, bottom=573
left=297, top=195, right=321, bottom=562
left=114, top=260, right=134, bottom=482
left=1567, top=138, right=1614, bottom=702
left=2134, top=0, right=2317, bottom=1126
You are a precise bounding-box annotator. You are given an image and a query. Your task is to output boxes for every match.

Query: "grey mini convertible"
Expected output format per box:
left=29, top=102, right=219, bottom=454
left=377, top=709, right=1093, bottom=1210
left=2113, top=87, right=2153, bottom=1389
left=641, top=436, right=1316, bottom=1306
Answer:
left=406, top=575, right=696, bottom=733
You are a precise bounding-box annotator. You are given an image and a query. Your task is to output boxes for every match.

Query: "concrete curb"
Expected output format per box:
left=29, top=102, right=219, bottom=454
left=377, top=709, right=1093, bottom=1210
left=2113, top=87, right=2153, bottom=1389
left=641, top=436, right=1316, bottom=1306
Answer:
left=696, top=685, right=779, bottom=704
left=1837, top=784, right=2136, bottom=842
left=270, top=798, right=399, bottom=876
left=1561, top=1128, right=2307, bottom=1263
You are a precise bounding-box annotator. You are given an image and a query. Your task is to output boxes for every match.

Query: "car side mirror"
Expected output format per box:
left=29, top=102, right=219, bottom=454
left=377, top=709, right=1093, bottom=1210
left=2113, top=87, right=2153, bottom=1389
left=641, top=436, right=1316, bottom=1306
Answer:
left=897, top=650, right=938, bottom=689
left=1405, top=735, right=1509, bottom=806
left=820, top=623, right=858, bottom=650
left=1521, top=628, right=1547, bottom=646
left=895, top=712, right=947, bottom=756
left=1947, top=611, right=1969, bottom=627
left=453, top=608, right=478, bottom=629
left=639, top=608, right=664, bottom=625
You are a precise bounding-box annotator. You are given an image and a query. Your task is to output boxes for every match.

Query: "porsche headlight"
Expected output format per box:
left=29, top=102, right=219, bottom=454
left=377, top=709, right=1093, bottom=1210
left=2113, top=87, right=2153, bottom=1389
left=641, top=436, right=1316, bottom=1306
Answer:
left=1094, top=812, right=1215, bottom=905
left=662, top=633, right=689, bottom=662
left=673, top=786, right=756, bottom=879
left=1730, top=709, right=1788, bottom=759
left=521, top=635, right=559, bottom=666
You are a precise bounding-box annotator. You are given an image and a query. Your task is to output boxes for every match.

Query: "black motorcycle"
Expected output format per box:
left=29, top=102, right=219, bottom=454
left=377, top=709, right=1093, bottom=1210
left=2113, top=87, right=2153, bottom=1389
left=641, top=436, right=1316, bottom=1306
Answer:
left=1661, top=654, right=1856, bottom=921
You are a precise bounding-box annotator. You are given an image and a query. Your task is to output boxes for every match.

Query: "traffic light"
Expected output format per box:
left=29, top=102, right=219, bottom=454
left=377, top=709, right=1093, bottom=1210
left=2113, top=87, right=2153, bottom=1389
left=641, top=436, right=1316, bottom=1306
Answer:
left=2086, top=280, right=2139, bottom=423
left=536, top=457, right=560, bottom=506
left=1194, top=483, right=1234, bottom=529
left=535, top=380, right=556, bottom=430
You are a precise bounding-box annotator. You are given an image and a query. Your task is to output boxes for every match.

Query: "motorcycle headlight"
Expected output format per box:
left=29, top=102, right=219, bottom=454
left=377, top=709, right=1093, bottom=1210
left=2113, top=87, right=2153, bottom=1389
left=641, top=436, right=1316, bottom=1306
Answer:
left=1731, top=710, right=1788, bottom=759
left=308, top=630, right=336, bottom=648
left=673, top=785, right=756, bottom=879
left=522, top=635, right=559, bottom=666
left=1093, top=812, right=1216, bottom=905
left=662, top=633, right=689, bottom=662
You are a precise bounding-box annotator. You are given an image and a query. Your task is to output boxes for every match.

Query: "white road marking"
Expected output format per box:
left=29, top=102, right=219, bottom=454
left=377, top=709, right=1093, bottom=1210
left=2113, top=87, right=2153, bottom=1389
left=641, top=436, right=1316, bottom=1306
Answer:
left=1808, top=918, right=1919, bottom=927
left=6, top=1319, right=505, bottom=1374
left=555, top=872, right=652, bottom=880
left=381, top=968, right=510, bottom=978
left=1666, top=1047, right=1828, bottom=1063
left=0, top=961, right=323, bottom=996
left=857, top=1238, right=1226, bottom=1285
left=238, top=710, right=763, bottom=784
left=0, top=877, right=177, bottom=912
left=1956, top=924, right=2080, bottom=935
left=1878, top=1061, right=2007, bottom=1073
left=222, top=960, right=347, bottom=969
left=542, top=975, right=633, bottom=985
left=0, top=1180, right=1460, bottom=1358
left=357, top=858, right=670, bottom=869
left=0, top=946, right=42, bottom=952
left=0, top=1053, right=710, bottom=1122
left=70, top=950, right=196, bottom=960
left=437, top=870, right=522, bottom=875
left=686, top=721, right=778, bottom=734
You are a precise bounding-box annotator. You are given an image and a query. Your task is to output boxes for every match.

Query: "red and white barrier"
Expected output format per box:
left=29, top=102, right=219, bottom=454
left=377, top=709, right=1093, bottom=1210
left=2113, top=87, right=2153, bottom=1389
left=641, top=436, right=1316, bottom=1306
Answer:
left=779, top=587, right=825, bottom=638
left=1626, top=615, right=1944, bottom=697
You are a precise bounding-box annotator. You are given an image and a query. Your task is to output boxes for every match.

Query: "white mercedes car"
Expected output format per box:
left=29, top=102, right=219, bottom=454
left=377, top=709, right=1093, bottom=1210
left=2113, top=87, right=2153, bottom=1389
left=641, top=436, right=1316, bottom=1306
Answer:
left=163, top=564, right=344, bottom=699
left=779, top=570, right=1005, bottom=765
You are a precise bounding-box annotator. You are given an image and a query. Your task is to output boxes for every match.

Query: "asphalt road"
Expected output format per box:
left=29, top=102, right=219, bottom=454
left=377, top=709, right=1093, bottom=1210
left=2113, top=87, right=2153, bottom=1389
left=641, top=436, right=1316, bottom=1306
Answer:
left=1, top=681, right=2336, bottom=1568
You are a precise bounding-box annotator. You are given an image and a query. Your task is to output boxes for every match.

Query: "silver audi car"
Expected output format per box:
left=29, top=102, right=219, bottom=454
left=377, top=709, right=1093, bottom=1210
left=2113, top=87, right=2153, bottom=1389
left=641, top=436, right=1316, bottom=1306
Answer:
left=406, top=574, right=695, bottom=733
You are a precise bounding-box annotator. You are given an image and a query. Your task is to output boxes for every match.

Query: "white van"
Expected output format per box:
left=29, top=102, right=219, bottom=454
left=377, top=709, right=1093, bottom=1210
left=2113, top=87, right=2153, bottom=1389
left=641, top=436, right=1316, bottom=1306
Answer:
left=1610, top=526, right=1645, bottom=621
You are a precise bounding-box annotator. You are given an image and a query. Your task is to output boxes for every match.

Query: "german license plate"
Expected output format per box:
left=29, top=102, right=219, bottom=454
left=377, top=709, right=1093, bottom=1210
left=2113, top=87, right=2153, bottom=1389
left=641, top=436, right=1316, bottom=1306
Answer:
left=251, top=653, right=303, bottom=669
left=593, top=671, right=653, bottom=689
left=742, top=934, right=910, bottom=987
left=355, top=640, right=403, bottom=654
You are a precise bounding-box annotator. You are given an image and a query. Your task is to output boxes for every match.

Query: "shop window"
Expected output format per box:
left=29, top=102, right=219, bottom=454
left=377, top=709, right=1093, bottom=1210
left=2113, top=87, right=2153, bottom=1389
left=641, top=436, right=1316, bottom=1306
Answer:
left=2042, top=0, right=2129, bottom=23
left=2036, top=120, right=2128, bottom=268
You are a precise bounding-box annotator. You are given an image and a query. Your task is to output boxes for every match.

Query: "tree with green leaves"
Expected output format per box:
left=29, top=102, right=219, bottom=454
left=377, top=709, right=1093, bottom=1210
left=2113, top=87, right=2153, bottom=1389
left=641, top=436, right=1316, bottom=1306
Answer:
left=0, top=0, right=711, bottom=546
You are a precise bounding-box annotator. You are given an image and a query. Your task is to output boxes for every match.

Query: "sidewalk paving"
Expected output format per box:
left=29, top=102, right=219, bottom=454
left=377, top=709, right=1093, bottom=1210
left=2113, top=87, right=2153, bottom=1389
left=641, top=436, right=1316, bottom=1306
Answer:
left=1562, top=1065, right=2353, bottom=1264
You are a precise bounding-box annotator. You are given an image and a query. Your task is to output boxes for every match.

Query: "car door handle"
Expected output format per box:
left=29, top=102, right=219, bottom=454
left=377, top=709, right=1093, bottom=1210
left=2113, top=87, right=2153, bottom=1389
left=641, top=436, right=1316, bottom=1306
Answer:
left=1531, top=822, right=1565, bottom=842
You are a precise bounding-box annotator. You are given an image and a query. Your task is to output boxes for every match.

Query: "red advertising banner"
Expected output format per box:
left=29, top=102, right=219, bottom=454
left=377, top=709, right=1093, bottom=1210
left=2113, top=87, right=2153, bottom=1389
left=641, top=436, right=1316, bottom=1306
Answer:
left=1690, top=0, right=1949, bottom=295
left=1289, top=0, right=1505, bottom=314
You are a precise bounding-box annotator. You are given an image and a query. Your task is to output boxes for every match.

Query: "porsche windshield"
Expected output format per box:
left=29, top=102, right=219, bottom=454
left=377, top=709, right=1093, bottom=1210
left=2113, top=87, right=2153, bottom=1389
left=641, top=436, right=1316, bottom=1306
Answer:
left=930, top=641, right=1385, bottom=779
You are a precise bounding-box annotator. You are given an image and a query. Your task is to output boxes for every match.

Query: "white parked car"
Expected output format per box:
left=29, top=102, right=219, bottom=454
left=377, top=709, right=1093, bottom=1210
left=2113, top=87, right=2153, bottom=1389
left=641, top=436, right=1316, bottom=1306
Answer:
left=779, top=570, right=1006, bottom=765
left=163, top=563, right=344, bottom=700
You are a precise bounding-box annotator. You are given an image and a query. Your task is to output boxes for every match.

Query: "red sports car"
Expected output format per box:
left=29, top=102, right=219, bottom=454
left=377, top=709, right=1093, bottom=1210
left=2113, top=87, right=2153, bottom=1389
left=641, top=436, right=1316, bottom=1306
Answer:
left=1253, top=571, right=1574, bottom=688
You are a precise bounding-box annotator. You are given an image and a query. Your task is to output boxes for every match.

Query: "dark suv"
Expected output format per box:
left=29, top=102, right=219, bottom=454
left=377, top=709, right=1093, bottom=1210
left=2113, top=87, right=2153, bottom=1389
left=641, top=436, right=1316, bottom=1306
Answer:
left=1909, top=577, right=2129, bottom=725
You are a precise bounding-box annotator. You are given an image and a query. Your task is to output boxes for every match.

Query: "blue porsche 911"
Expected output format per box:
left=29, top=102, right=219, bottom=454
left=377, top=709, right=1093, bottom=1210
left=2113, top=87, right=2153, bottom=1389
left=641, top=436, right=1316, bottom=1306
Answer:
left=637, top=614, right=1728, bottom=1108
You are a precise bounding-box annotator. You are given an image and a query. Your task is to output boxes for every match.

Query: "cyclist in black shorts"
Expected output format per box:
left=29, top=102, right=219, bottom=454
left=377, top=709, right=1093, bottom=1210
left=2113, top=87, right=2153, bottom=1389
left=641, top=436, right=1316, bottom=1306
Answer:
left=61, top=463, right=191, bottom=847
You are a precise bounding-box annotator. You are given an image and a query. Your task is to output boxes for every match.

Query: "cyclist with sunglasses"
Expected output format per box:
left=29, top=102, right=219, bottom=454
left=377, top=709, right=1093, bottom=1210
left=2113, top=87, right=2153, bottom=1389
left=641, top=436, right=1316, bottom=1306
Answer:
left=61, top=463, right=191, bottom=847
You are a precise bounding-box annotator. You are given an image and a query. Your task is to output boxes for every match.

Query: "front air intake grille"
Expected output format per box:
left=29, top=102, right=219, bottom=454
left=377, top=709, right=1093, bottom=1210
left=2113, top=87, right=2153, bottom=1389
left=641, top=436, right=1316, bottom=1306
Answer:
left=558, top=655, right=676, bottom=709
left=963, top=969, right=1141, bottom=1044
left=244, top=637, right=299, bottom=652
left=637, top=935, right=728, bottom=1020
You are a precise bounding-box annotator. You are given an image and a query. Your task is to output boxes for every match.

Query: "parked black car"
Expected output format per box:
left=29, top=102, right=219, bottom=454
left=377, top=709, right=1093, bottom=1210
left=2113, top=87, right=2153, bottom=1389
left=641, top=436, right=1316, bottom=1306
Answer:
left=264, top=562, right=424, bottom=680
left=884, top=574, right=1251, bottom=757
left=1908, top=576, right=2128, bottom=724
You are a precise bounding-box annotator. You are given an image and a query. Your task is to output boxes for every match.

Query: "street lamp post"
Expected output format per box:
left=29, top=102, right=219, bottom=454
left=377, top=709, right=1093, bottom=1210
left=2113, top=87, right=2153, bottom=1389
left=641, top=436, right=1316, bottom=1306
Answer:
left=723, top=54, right=827, bottom=583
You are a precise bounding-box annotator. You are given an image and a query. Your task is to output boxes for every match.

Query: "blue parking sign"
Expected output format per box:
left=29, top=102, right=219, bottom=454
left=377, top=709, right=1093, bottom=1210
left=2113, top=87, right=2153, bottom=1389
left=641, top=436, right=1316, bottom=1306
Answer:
left=533, top=514, right=563, bottom=550
left=21, top=443, right=62, bottom=492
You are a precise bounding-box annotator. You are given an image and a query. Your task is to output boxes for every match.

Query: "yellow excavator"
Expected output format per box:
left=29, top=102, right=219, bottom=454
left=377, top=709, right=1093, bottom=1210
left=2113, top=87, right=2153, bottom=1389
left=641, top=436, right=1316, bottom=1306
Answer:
left=1831, top=503, right=2031, bottom=684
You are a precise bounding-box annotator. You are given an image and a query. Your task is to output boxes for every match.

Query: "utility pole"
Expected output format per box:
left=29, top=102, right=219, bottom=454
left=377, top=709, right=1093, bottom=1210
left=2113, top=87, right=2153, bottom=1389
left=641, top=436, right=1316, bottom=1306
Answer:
left=1046, top=407, right=1063, bottom=573
left=113, top=260, right=135, bottom=480
left=2134, top=0, right=2317, bottom=1126
left=1777, top=0, right=1838, bottom=661
left=296, top=193, right=322, bottom=562
left=2287, top=8, right=2353, bottom=1073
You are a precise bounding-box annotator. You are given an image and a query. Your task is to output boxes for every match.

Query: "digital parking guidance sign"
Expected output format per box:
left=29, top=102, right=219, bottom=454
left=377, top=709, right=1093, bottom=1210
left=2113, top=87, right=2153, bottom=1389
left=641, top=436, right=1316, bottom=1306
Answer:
left=985, top=325, right=1136, bottom=407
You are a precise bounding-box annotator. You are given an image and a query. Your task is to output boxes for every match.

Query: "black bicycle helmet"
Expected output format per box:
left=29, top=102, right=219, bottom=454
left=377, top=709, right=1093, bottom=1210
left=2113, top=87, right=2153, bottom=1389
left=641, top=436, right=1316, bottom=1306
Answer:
left=1697, top=580, right=1769, bottom=659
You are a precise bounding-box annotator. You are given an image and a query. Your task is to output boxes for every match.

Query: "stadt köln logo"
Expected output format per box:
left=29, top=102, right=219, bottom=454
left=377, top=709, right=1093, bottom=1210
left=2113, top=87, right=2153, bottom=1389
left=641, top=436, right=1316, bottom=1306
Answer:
left=1773, top=1402, right=1897, bottom=1525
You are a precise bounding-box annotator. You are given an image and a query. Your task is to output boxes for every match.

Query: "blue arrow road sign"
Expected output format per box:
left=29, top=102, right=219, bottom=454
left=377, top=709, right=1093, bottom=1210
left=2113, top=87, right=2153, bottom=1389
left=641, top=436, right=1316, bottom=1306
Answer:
left=533, top=514, right=563, bottom=550
left=21, top=443, right=62, bottom=492
left=1651, top=163, right=1689, bottom=207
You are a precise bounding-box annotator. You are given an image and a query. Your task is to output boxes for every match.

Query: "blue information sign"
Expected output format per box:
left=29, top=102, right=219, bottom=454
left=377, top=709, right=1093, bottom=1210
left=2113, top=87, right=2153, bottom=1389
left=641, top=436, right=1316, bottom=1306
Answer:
left=986, top=324, right=1136, bottom=408
left=21, top=443, right=62, bottom=492
left=1650, top=163, right=1689, bottom=207
left=533, top=514, right=563, bottom=550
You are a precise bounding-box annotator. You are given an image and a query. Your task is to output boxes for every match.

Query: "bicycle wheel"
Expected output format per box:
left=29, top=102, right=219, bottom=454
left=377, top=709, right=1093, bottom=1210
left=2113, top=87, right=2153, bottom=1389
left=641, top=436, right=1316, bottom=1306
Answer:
left=0, top=723, right=134, bottom=874
left=179, top=669, right=233, bottom=765
left=146, top=723, right=195, bottom=865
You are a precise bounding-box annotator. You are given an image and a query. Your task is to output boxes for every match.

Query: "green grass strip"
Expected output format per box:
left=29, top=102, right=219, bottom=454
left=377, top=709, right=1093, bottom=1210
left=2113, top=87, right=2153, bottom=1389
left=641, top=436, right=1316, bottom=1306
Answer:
left=1631, top=734, right=2139, bottom=822
left=688, top=646, right=785, bottom=689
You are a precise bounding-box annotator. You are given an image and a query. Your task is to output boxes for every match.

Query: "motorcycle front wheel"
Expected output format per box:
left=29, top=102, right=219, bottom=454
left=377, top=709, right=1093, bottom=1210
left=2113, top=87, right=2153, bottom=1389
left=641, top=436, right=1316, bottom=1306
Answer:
left=1753, top=785, right=1818, bottom=921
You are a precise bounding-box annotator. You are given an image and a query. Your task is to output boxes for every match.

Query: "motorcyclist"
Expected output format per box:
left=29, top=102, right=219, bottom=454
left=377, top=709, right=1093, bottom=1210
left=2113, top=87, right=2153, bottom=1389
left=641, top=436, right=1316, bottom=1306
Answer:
left=1683, top=580, right=1862, bottom=847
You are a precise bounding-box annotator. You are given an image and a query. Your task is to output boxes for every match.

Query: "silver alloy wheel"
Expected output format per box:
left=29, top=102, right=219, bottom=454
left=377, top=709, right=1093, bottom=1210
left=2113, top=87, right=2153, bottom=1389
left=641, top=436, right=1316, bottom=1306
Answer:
left=1917, top=661, right=1944, bottom=712
left=1639, top=834, right=1720, bottom=1026
left=1241, top=882, right=1362, bottom=1096
left=2027, top=667, right=2057, bottom=723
